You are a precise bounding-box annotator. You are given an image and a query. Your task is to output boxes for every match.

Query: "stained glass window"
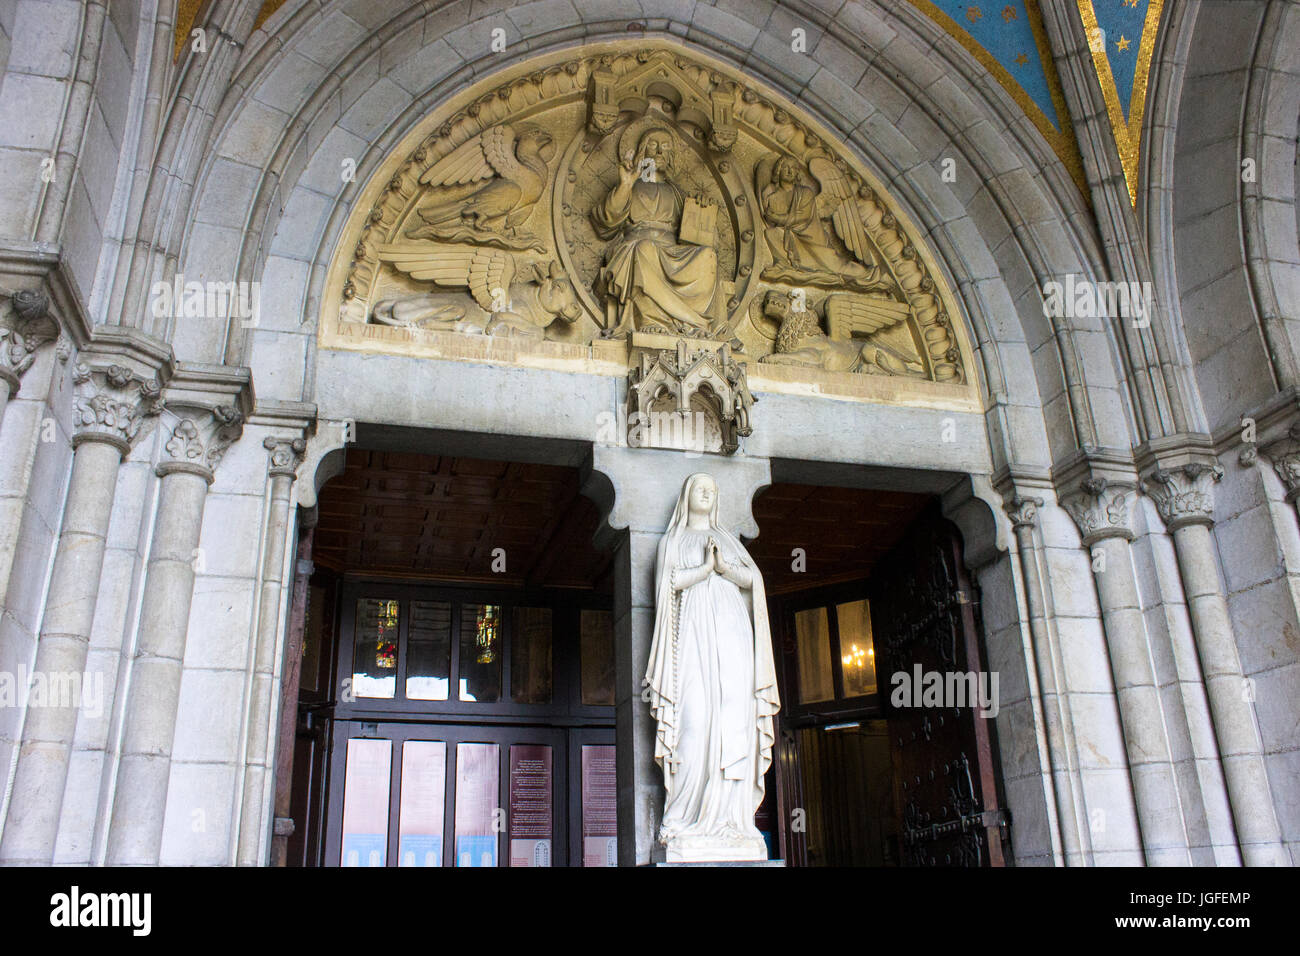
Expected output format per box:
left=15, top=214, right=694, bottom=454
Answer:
left=458, top=604, right=502, bottom=702
left=353, top=598, right=400, bottom=699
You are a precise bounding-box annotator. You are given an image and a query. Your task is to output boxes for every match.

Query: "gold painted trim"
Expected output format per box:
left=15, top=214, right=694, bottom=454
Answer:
left=175, top=0, right=285, bottom=60
left=253, top=0, right=289, bottom=31
left=173, top=0, right=207, bottom=61
left=1076, top=0, right=1165, bottom=205
left=909, top=0, right=1088, bottom=195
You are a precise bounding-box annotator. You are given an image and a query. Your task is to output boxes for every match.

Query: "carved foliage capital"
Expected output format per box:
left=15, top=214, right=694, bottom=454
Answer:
left=1260, top=420, right=1300, bottom=500
left=159, top=403, right=244, bottom=478
left=1143, top=463, right=1223, bottom=530
left=71, top=361, right=164, bottom=451
left=264, top=436, right=308, bottom=478
left=0, top=289, right=58, bottom=385
left=1062, top=477, right=1136, bottom=545
left=1003, top=494, right=1044, bottom=530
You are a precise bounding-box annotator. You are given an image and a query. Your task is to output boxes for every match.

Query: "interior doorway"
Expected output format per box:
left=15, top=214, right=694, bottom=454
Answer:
left=287, top=448, right=617, bottom=867
left=750, top=483, right=1012, bottom=867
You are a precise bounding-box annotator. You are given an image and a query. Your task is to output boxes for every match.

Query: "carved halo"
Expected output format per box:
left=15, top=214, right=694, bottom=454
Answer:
left=324, top=43, right=972, bottom=388
left=552, top=103, right=757, bottom=336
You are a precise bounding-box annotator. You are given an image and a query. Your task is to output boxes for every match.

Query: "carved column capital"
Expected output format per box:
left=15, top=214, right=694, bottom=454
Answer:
left=1061, top=476, right=1137, bottom=546
left=1003, top=494, right=1044, bottom=530
left=0, top=288, right=61, bottom=389
left=1142, top=462, right=1223, bottom=531
left=1259, top=420, right=1300, bottom=501
left=71, top=361, right=164, bottom=454
left=158, top=403, right=245, bottom=481
left=264, top=436, right=308, bottom=478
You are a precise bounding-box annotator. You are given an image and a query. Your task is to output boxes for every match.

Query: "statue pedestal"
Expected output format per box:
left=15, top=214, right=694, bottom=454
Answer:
left=629, top=331, right=731, bottom=354
left=660, top=833, right=771, bottom=864
left=648, top=859, right=787, bottom=867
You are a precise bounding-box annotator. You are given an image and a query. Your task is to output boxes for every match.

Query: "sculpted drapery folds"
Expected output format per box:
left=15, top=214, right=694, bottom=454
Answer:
left=331, top=46, right=970, bottom=389
left=645, top=474, right=779, bottom=861
left=590, top=126, right=725, bottom=337
left=755, top=155, right=886, bottom=291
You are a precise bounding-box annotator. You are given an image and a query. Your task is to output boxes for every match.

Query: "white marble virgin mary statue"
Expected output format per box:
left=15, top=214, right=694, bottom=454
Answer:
left=644, top=474, right=781, bottom=862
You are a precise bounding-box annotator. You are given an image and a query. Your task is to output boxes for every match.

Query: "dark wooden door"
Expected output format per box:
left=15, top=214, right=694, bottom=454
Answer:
left=870, top=511, right=1011, bottom=867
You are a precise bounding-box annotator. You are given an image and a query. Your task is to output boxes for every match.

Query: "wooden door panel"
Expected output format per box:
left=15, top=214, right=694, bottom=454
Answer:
left=871, top=511, right=1011, bottom=867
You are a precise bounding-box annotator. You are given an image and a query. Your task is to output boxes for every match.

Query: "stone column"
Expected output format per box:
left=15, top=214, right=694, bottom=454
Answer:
left=1002, top=495, right=1091, bottom=866
left=1062, top=478, right=1193, bottom=865
left=0, top=361, right=162, bottom=865
left=105, top=400, right=245, bottom=866
left=235, top=436, right=307, bottom=866
left=1144, top=463, right=1289, bottom=865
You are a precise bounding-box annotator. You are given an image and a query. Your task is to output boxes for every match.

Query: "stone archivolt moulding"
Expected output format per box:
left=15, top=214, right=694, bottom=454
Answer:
left=319, top=41, right=979, bottom=412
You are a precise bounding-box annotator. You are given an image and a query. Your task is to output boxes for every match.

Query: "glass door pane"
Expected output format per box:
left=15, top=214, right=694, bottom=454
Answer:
left=794, top=607, right=834, bottom=703
left=580, top=745, right=617, bottom=866
left=352, top=598, right=400, bottom=699
left=398, top=741, right=446, bottom=867
left=340, top=737, right=392, bottom=867
left=510, top=607, right=553, bottom=703
left=458, top=604, right=502, bottom=701
left=508, top=744, right=553, bottom=866
left=580, top=609, right=615, bottom=705
left=836, top=599, right=877, bottom=697
left=407, top=601, right=452, bottom=700
left=454, top=742, right=500, bottom=866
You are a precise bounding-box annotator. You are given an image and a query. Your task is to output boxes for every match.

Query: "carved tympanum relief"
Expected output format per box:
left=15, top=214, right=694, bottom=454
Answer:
left=326, top=43, right=970, bottom=395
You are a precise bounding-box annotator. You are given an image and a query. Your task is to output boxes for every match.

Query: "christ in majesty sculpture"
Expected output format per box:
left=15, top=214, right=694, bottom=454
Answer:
left=644, top=473, right=780, bottom=862
left=592, top=127, right=725, bottom=337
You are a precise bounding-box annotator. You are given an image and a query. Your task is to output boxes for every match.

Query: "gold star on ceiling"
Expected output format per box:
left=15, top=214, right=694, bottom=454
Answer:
left=1002, top=5, right=1017, bottom=21
left=1014, top=53, right=1029, bottom=66
left=966, top=6, right=982, bottom=23
left=1116, top=35, right=1131, bottom=52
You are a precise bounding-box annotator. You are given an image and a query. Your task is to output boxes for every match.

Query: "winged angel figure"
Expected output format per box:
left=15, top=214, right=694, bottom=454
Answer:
left=406, top=124, right=555, bottom=251
left=372, top=242, right=580, bottom=339
left=755, top=155, right=891, bottom=292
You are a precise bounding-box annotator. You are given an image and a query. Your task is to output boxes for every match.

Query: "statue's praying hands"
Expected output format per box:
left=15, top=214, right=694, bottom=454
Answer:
left=709, top=537, right=728, bottom=575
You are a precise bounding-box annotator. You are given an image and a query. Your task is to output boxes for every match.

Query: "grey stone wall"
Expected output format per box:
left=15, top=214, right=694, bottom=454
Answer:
left=0, top=0, right=1295, bottom=866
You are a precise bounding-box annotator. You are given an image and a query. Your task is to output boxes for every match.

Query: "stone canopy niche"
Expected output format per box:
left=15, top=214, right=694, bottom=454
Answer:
left=321, top=41, right=976, bottom=433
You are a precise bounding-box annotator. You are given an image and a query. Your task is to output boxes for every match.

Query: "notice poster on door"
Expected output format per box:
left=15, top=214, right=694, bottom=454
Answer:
left=340, top=738, right=392, bottom=867
left=581, top=745, right=617, bottom=867
left=508, top=744, right=553, bottom=866
left=398, top=740, right=446, bottom=867
left=454, top=742, right=499, bottom=867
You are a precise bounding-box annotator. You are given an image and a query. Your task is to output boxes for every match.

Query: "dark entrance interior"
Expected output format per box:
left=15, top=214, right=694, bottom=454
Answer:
left=750, top=482, right=1012, bottom=867
left=286, top=448, right=617, bottom=867
left=283, top=444, right=1010, bottom=867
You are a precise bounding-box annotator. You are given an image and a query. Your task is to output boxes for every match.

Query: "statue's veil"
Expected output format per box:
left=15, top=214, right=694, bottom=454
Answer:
left=644, top=474, right=781, bottom=814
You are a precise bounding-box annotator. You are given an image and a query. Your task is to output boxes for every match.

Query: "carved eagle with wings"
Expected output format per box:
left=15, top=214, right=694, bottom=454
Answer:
left=406, top=124, right=555, bottom=251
